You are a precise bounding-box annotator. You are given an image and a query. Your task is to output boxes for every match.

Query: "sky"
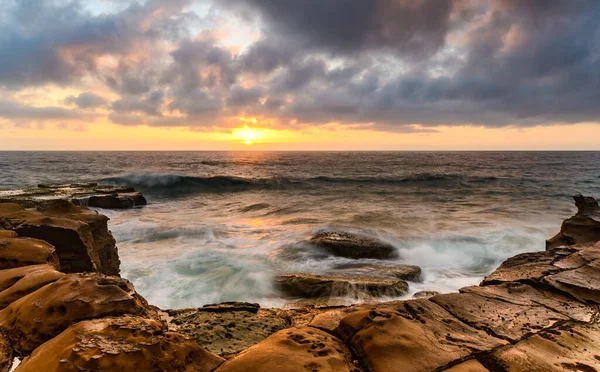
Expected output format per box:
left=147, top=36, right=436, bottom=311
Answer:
left=1, top=0, right=599, bottom=150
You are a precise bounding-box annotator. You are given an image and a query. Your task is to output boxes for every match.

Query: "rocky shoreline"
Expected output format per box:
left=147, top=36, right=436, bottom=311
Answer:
left=0, top=192, right=599, bottom=371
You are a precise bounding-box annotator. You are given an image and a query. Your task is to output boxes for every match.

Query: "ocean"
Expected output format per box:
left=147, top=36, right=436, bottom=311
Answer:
left=1, top=151, right=599, bottom=309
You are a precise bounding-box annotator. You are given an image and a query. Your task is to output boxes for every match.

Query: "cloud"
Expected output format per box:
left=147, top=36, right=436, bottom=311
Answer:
left=0, top=99, right=96, bottom=121
left=65, top=92, right=107, bottom=109
left=1, top=0, right=599, bottom=132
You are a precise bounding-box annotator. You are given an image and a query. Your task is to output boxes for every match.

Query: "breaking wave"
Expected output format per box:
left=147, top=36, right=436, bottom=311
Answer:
left=100, top=173, right=510, bottom=196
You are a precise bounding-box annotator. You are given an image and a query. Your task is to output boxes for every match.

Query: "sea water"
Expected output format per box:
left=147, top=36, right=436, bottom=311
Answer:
left=1, top=151, right=599, bottom=309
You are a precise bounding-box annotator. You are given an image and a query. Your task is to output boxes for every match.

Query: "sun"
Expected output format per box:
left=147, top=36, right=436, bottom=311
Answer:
left=234, top=125, right=261, bottom=145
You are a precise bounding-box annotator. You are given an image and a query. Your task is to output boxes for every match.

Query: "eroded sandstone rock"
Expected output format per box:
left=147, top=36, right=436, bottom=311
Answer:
left=486, top=321, right=600, bottom=371
left=167, top=304, right=291, bottom=357
left=546, top=194, right=600, bottom=249
left=482, top=249, right=573, bottom=285
left=0, top=235, right=59, bottom=270
left=215, top=326, right=359, bottom=372
left=275, top=273, right=408, bottom=299
left=431, top=291, right=569, bottom=342
left=459, top=282, right=595, bottom=323
left=16, top=316, right=224, bottom=372
left=0, top=265, right=65, bottom=309
left=442, top=360, right=489, bottom=372
left=0, top=273, right=159, bottom=356
left=544, top=258, right=600, bottom=303
left=0, top=333, right=12, bottom=372
left=336, top=299, right=506, bottom=372
left=310, top=231, right=399, bottom=259
left=0, top=202, right=119, bottom=275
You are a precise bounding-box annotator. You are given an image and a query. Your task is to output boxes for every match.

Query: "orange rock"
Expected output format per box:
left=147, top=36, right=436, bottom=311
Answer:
left=431, top=291, right=568, bottom=342
left=337, top=299, right=505, bottom=372
left=544, top=258, right=600, bottom=303
left=442, top=360, right=489, bottom=372
left=0, top=236, right=59, bottom=270
left=0, top=202, right=119, bottom=275
left=546, top=195, right=600, bottom=249
left=16, top=316, right=224, bottom=372
left=488, top=322, right=600, bottom=371
left=215, top=326, right=359, bottom=372
left=0, top=265, right=65, bottom=309
left=0, top=273, right=159, bottom=356
left=0, top=333, right=12, bottom=372
left=0, top=231, right=16, bottom=239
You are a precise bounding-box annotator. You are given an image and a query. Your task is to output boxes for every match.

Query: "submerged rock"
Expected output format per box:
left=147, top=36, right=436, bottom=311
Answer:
left=0, top=202, right=120, bottom=275
left=0, top=183, right=147, bottom=210
left=214, top=326, right=359, bottom=372
left=168, top=304, right=291, bottom=357
left=412, top=290, right=440, bottom=299
left=16, top=316, right=224, bottom=372
left=331, top=262, right=422, bottom=281
left=310, top=231, right=399, bottom=259
left=546, top=194, right=600, bottom=249
left=274, top=273, right=409, bottom=298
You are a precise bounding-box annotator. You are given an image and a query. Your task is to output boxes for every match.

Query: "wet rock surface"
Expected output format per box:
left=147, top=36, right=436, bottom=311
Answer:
left=167, top=305, right=291, bottom=357
left=309, top=231, right=399, bottom=259
left=0, top=183, right=147, bottom=210
left=16, top=316, right=225, bottom=372
left=275, top=273, right=409, bottom=299
left=330, top=262, right=422, bottom=281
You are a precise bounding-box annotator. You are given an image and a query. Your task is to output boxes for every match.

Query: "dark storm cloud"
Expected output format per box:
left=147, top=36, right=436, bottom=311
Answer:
left=0, top=0, right=194, bottom=88
left=226, top=0, right=463, bottom=60
left=1, top=0, right=600, bottom=130
left=65, top=92, right=107, bottom=109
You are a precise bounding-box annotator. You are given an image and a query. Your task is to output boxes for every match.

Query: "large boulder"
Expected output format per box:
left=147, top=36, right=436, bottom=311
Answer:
left=546, top=194, right=600, bottom=249
left=309, top=231, right=399, bottom=259
left=275, top=273, right=409, bottom=299
left=215, top=326, right=359, bottom=372
left=0, top=265, right=65, bottom=309
left=16, top=316, right=224, bottom=372
left=168, top=303, right=291, bottom=357
left=0, top=273, right=159, bottom=356
left=0, top=202, right=119, bottom=275
left=0, top=235, right=59, bottom=270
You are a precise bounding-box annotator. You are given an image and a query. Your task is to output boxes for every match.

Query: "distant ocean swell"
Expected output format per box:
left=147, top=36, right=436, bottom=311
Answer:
left=101, top=173, right=516, bottom=195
